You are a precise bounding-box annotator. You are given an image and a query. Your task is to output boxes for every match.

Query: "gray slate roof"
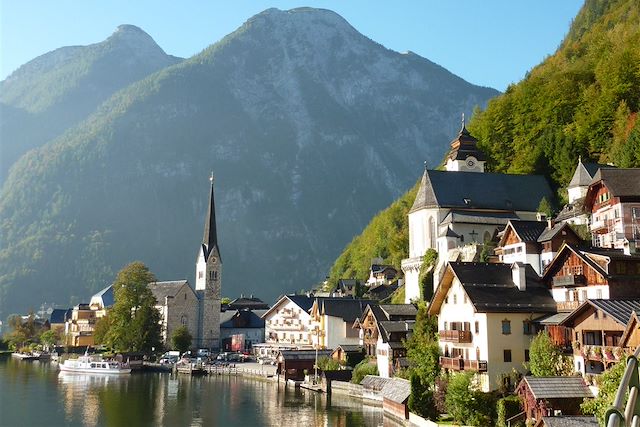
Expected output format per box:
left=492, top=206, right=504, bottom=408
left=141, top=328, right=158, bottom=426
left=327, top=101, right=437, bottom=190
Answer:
left=378, top=304, right=418, bottom=318
left=446, top=125, right=487, bottom=162
left=568, top=161, right=606, bottom=188
left=92, top=285, right=114, bottom=308
left=50, top=308, right=72, bottom=324
left=541, top=417, right=598, bottom=427
left=508, top=220, right=548, bottom=243
left=320, top=298, right=376, bottom=323
left=441, top=210, right=517, bottom=226
left=360, top=375, right=392, bottom=391
left=538, top=222, right=575, bottom=242
left=449, top=262, right=556, bottom=313
left=279, top=350, right=333, bottom=361
left=522, top=376, right=593, bottom=400
left=410, top=169, right=554, bottom=213
left=591, top=168, right=640, bottom=198
left=381, top=378, right=411, bottom=403
left=148, top=280, right=189, bottom=303
left=334, top=345, right=363, bottom=353
left=584, top=299, right=640, bottom=325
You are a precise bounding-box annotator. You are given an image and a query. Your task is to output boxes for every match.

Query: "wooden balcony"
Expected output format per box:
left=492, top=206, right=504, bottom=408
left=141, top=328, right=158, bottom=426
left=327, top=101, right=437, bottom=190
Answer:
left=439, top=330, right=473, bottom=343
left=557, top=300, right=581, bottom=311
left=440, top=357, right=487, bottom=372
left=552, top=274, right=586, bottom=288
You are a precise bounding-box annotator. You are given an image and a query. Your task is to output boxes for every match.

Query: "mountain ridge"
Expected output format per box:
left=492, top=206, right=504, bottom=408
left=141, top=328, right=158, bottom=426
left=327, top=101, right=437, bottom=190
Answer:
left=0, top=8, right=498, bottom=317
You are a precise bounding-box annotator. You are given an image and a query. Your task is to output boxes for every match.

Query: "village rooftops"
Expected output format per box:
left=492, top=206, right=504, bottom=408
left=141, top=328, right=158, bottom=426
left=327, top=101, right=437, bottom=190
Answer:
left=540, top=416, right=598, bottom=427
left=518, top=376, right=593, bottom=400
left=314, top=298, right=376, bottom=323
left=90, top=285, right=114, bottom=309
left=410, top=169, right=554, bottom=213
left=537, top=222, right=578, bottom=242
left=148, top=280, right=192, bottom=302
left=440, top=210, right=517, bottom=227
left=50, top=308, right=72, bottom=324
left=586, top=168, right=640, bottom=201
left=381, top=377, right=411, bottom=404
left=568, top=160, right=609, bottom=189
left=560, top=299, right=640, bottom=327
left=429, top=262, right=557, bottom=315
left=227, top=296, right=269, bottom=310
left=500, top=220, right=548, bottom=244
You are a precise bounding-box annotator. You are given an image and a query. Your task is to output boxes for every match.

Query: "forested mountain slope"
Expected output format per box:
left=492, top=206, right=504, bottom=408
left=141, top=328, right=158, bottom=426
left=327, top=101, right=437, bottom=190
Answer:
left=0, top=8, right=497, bottom=316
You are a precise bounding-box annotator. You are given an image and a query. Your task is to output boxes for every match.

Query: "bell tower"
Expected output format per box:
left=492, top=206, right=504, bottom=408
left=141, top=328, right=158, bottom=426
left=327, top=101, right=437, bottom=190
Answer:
left=195, top=172, right=221, bottom=349
left=445, top=114, right=486, bottom=173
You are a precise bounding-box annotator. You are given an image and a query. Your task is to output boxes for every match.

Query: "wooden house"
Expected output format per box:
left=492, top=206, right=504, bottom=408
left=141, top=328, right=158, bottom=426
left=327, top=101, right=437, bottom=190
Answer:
left=584, top=168, right=640, bottom=250
left=276, top=349, right=332, bottom=382
left=559, top=299, right=640, bottom=375
left=515, top=376, right=593, bottom=424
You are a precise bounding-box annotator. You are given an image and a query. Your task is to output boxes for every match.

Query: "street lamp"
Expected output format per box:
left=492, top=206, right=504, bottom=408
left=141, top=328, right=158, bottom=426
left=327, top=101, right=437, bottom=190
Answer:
left=314, top=325, right=319, bottom=385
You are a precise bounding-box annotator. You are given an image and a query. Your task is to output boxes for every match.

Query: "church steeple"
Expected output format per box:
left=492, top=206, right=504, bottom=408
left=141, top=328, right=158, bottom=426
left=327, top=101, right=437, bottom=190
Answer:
left=445, top=114, right=486, bottom=172
left=202, top=172, right=220, bottom=262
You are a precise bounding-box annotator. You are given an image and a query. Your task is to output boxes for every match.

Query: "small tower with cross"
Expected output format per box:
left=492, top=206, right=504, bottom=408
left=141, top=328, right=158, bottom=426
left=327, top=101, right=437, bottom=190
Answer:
left=445, top=114, right=486, bottom=173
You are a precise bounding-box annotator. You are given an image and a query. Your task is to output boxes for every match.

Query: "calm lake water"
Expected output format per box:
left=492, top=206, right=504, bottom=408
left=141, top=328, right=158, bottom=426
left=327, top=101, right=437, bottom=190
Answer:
left=0, top=354, right=389, bottom=427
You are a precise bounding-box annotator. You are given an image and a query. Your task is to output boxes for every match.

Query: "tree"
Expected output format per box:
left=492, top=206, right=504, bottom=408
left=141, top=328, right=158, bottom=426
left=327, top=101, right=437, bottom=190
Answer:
left=529, top=331, right=562, bottom=376
left=405, top=301, right=439, bottom=384
left=581, top=360, right=626, bottom=424
left=103, top=262, right=162, bottom=353
left=408, top=372, right=438, bottom=420
left=93, top=314, right=111, bottom=345
left=171, top=325, right=192, bottom=354
left=39, top=329, right=59, bottom=350
left=445, top=372, right=495, bottom=426
left=351, top=359, right=378, bottom=384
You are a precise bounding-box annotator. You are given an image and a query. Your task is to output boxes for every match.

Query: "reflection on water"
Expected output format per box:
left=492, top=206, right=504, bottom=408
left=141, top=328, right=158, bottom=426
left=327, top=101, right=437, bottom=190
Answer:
left=0, top=355, right=388, bottom=427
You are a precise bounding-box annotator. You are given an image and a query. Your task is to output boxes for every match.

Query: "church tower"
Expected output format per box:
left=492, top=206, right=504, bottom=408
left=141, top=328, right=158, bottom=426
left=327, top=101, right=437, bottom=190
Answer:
left=444, top=114, right=486, bottom=172
left=195, top=173, right=221, bottom=350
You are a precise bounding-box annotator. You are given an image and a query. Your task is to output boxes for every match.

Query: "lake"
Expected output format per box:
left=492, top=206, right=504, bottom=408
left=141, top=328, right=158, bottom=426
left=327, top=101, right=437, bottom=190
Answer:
left=0, top=355, right=388, bottom=427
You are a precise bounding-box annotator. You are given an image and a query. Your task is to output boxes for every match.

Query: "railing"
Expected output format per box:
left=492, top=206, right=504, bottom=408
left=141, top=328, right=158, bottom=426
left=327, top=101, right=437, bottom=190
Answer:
left=553, top=274, right=586, bottom=287
left=557, top=301, right=581, bottom=311
left=439, top=357, right=487, bottom=372
left=605, top=346, right=640, bottom=427
left=439, top=330, right=473, bottom=343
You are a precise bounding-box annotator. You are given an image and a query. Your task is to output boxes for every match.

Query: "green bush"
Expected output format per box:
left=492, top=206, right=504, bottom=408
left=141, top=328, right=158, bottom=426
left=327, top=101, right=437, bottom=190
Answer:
left=496, top=395, right=522, bottom=427
left=408, top=372, right=438, bottom=420
left=351, top=359, right=378, bottom=384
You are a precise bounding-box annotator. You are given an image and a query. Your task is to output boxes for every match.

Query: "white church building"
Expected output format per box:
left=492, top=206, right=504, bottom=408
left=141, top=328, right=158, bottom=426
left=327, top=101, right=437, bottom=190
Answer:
left=402, top=120, right=555, bottom=302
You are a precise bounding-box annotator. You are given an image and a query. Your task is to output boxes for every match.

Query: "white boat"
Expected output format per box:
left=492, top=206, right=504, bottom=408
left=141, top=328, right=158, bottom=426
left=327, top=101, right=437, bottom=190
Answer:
left=59, top=352, right=131, bottom=374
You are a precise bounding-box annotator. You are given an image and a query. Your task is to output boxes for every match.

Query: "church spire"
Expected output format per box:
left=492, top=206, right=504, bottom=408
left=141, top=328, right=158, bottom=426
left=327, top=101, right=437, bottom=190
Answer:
left=202, top=172, right=219, bottom=261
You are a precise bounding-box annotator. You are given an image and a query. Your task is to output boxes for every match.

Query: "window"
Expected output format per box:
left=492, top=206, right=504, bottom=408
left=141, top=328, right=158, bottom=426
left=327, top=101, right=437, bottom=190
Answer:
left=580, top=290, right=587, bottom=301
left=475, top=321, right=479, bottom=334
left=596, top=289, right=603, bottom=299
left=463, top=295, right=467, bottom=304
left=524, top=349, right=530, bottom=362
left=453, top=295, right=457, bottom=304
left=444, top=321, right=448, bottom=330
left=181, top=315, right=187, bottom=326
left=502, top=320, right=511, bottom=335
left=503, top=349, right=512, bottom=363
left=445, top=296, right=449, bottom=304
left=594, top=310, right=599, bottom=319
left=523, top=321, right=532, bottom=335
left=198, top=271, right=203, bottom=279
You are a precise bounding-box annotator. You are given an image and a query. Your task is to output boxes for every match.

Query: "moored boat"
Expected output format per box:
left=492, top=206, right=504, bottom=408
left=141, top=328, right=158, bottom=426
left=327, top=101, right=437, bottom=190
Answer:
left=11, top=352, right=39, bottom=361
left=59, top=352, right=131, bottom=374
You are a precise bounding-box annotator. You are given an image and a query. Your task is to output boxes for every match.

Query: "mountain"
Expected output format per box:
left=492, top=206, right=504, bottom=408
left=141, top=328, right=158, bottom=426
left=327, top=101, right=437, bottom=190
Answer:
left=468, top=0, right=640, bottom=192
left=326, top=0, right=640, bottom=286
left=0, top=25, right=182, bottom=182
left=0, top=8, right=498, bottom=317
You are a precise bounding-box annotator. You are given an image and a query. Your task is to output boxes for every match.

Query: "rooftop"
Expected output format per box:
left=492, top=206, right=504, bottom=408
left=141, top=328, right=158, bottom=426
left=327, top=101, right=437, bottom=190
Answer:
left=520, top=376, right=593, bottom=400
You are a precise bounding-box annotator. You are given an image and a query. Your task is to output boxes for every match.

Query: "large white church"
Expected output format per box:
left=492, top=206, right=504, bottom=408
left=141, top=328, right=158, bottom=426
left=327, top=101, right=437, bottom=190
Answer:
left=401, top=120, right=554, bottom=303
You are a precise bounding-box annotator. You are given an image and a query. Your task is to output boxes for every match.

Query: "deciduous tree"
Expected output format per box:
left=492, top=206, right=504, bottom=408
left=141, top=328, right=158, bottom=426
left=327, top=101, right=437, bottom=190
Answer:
left=171, top=325, right=192, bottom=354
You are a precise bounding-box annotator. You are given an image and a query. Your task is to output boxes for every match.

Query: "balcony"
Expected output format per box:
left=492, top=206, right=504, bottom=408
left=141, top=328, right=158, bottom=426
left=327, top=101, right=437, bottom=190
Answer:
left=439, top=330, right=473, bottom=343
left=552, top=274, right=586, bottom=288
left=557, top=301, right=581, bottom=311
left=591, top=219, right=607, bottom=232
left=440, top=357, right=487, bottom=372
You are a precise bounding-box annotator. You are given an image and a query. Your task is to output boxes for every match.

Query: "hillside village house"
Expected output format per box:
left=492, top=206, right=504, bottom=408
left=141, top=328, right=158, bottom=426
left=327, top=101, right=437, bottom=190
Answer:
left=559, top=299, right=640, bottom=375
left=354, top=304, right=417, bottom=378
left=585, top=168, right=640, bottom=250
left=428, top=262, right=557, bottom=392
left=496, top=220, right=581, bottom=274
left=542, top=243, right=640, bottom=313
left=65, top=285, right=114, bottom=347
left=309, top=298, right=373, bottom=350
left=262, top=295, right=315, bottom=351
left=556, top=159, right=610, bottom=226
left=220, top=308, right=267, bottom=352
left=402, top=121, right=554, bottom=302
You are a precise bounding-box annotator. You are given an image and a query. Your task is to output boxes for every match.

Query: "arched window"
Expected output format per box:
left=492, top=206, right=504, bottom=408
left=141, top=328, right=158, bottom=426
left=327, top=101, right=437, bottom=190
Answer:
left=429, top=217, right=436, bottom=248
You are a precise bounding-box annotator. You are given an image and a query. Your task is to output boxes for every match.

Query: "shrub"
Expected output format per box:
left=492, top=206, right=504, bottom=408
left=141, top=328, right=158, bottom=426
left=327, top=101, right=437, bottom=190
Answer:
left=496, top=395, right=522, bottom=427
left=351, top=359, right=378, bottom=384
left=408, top=372, right=438, bottom=420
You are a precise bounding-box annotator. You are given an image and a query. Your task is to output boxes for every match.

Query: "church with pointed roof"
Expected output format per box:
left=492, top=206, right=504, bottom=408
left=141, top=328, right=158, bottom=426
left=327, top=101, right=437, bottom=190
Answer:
left=195, top=173, right=222, bottom=349
left=401, top=119, right=554, bottom=303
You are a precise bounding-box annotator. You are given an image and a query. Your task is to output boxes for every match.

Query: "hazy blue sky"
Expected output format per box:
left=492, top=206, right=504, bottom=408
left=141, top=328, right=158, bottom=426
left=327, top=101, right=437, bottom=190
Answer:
left=1, top=1, right=583, bottom=91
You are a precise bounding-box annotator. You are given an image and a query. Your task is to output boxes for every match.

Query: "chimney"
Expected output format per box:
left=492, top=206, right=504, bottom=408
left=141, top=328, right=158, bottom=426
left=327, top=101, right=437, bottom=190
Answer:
left=512, top=263, right=526, bottom=291
left=547, top=218, right=554, bottom=229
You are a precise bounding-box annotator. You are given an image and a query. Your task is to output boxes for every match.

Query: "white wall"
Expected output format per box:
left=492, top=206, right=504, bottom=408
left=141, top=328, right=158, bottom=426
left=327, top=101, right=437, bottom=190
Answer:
left=264, top=299, right=314, bottom=348
left=376, top=336, right=391, bottom=378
